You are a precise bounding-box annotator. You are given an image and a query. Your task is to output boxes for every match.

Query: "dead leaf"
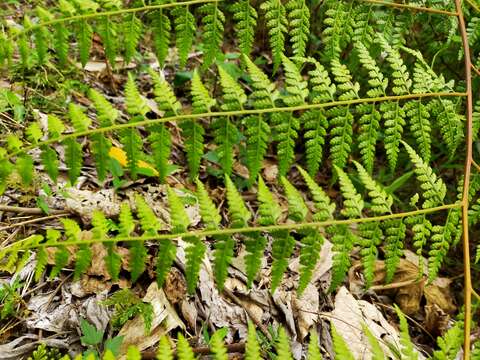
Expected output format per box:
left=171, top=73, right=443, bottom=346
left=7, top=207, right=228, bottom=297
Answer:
left=164, top=267, right=187, bottom=305
left=118, top=282, right=184, bottom=357
left=293, top=283, right=319, bottom=340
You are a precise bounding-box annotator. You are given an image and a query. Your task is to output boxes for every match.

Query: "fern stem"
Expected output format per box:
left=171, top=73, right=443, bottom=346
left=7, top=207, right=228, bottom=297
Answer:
left=359, top=0, right=458, bottom=16
left=8, top=0, right=220, bottom=40
left=456, top=0, right=474, bottom=356
left=9, top=92, right=467, bottom=159
left=465, top=0, right=480, bottom=13
left=11, top=203, right=461, bottom=251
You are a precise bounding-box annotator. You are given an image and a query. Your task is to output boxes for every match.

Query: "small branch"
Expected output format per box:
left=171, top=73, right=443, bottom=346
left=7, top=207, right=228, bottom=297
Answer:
left=4, top=202, right=462, bottom=252
left=472, top=160, right=480, bottom=173
left=0, top=213, right=68, bottom=232
left=472, top=64, right=480, bottom=77
left=359, top=0, right=457, bottom=16
left=8, top=0, right=220, bottom=41
left=0, top=205, right=66, bottom=215
left=456, top=0, right=474, bottom=357
left=9, top=92, right=467, bottom=160
left=370, top=278, right=423, bottom=291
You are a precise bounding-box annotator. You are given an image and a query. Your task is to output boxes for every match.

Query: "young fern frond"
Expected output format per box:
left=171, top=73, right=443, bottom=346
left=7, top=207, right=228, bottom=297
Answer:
left=276, top=328, right=293, bottom=360
left=328, top=58, right=359, bottom=169
left=231, top=0, right=257, bottom=57
left=331, top=324, right=355, bottom=360
left=245, top=322, right=261, bottom=360
left=285, top=0, right=310, bottom=59
left=260, top=0, right=288, bottom=73
left=199, top=3, right=224, bottom=69
left=209, top=329, right=228, bottom=360
left=172, top=6, right=196, bottom=68
left=394, top=305, right=418, bottom=360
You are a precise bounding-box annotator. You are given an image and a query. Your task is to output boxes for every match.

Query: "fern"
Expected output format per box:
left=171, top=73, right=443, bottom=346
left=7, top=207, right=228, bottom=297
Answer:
left=276, top=328, right=293, bottom=360
left=394, top=305, right=418, bottom=360
left=152, top=9, right=171, bottom=67
left=231, top=0, right=257, bottom=57
left=172, top=6, right=195, bottom=68
left=432, top=321, right=463, bottom=360
left=331, top=325, right=355, bottom=360
left=97, top=16, right=118, bottom=66
left=210, top=329, right=228, bottom=360
left=245, top=322, right=261, bottom=360
left=328, top=58, right=359, bottom=169
left=260, top=0, right=287, bottom=73
left=359, top=222, right=382, bottom=288
left=285, top=0, right=309, bottom=59
left=123, top=13, right=143, bottom=64
left=199, top=3, right=224, bottom=69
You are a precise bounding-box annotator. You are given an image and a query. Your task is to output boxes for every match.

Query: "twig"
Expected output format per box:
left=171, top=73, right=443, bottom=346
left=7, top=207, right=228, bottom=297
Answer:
left=370, top=278, right=424, bottom=291
left=0, top=213, right=68, bottom=232
left=0, top=205, right=66, bottom=215
left=465, top=0, right=480, bottom=13
left=472, top=160, right=480, bottom=173
left=472, top=64, right=480, bottom=77
left=456, top=0, right=474, bottom=357
left=359, top=0, right=457, bottom=16
left=222, top=287, right=272, bottom=341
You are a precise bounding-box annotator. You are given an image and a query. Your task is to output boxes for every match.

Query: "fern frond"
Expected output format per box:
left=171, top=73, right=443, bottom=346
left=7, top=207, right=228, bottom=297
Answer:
left=301, top=110, right=328, bottom=176
left=281, top=176, right=308, bottom=221
left=199, top=3, right=224, bottom=69
left=357, top=104, right=380, bottom=174
left=276, top=328, right=293, bottom=360
left=282, top=55, right=308, bottom=106
left=195, top=179, right=221, bottom=230
left=394, top=305, right=418, bottom=360
left=245, top=322, right=261, bottom=360
left=331, top=324, right=355, bottom=360
left=362, top=324, right=386, bottom=360
left=402, top=141, right=446, bottom=209
left=260, top=0, right=288, bottom=73
left=177, top=334, right=196, bottom=360
left=243, top=55, right=278, bottom=108
left=322, top=2, right=353, bottom=60
left=244, top=115, right=270, bottom=184
left=149, top=124, right=172, bottom=183
left=353, top=161, right=392, bottom=214
left=225, top=175, right=251, bottom=227
left=167, top=187, right=190, bottom=233
left=383, top=219, right=406, bottom=283
left=334, top=166, right=364, bottom=218
left=272, top=112, right=299, bottom=176
left=123, top=13, right=143, bottom=64
left=430, top=99, right=463, bottom=157
left=150, top=69, right=181, bottom=115
left=218, top=66, right=247, bottom=111
left=307, top=330, right=322, bottom=360
left=432, top=321, right=463, bottom=360
left=69, top=103, right=91, bottom=132
left=285, top=0, right=309, bottom=59
left=380, top=101, right=406, bottom=171
left=210, top=328, right=228, bottom=360
left=53, top=23, right=69, bottom=67
left=157, top=336, right=173, bottom=360
left=63, top=138, right=82, bottom=184
left=152, top=9, right=171, bottom=68
left=125, top=73, right=149, bottom=116
left=359, top=222, right=381, bottom=288
left=329, top=224, right=356, bottom=291
left=172, top=6, right=195, bottom=68
left=48, top=230, right=67, bottom=279
left=404, top=100, right=431, bottom=162
left=297, top=166, right=335, bottom=221
left=16, top=155, right=34, bottom=187
left=212, top=117, right=239, bottom=176
left=62, top=219, right=91, bottom=280
left=76, top=19, right=93, bottom=67
left=97, top=16, right=118, bottom=66
left=231, top=0, right=257, bottom=56
left=298, top=229, right=324, bottom=295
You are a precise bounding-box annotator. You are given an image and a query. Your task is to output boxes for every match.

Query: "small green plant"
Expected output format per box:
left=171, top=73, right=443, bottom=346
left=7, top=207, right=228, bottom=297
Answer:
left=0, top=278, right=22, bottom=320
left=103, top=289, right=154, bottom=333
left=79, top=318, right=124, bottom=360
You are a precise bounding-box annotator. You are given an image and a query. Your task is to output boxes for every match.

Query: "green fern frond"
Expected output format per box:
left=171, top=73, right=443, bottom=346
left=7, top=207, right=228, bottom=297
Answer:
left=231, top=0, right=257, bottom=56
left=62, top=219, right=91, bottom=281
left=328, top=224, right=356, bottom=291
left=157, top=336, right=173, bottom=360
left=402, top=141, right=446, bottom=209
left=281, top=176, right=308, bottom=222
left=359, top=222, right=381, bottom=288
left=276, top=328, right=293, bottom=360
left=243, top=55, right=278, bottom=109
left=125, top=73, right=149, bottom=116
left=63, top=138, right=82, bottom=184
left=149, top=124, right=172, bottom=183
left=88, top=88, right=118, bottom=126
left=16, top=155, right=34, bottom=187
left=69, top=103, right=91, bottom=132
left=260, top=0, right=287, bottom=73
left=172, top=6, right=195, bottom=68
left=334, top=166, right=364, bottom=218
left=97, top=16, right=118, bottom=66
left=430, top=99, right=463, bottom=158
left=357, top=103, right=380, bottom=174
left=167, top=187, right=190, bottom=233
left=272, top=112, right=299, bottom=176
left=257, top=176, right=282, bottom=226
left=362, top=324, right=386, bottom=360
left=244, top=115, right=270, bottom=184
left=307, top=330, right=322, bottom=360
left=331, top=324, right=355, bottom=360
left=136, top=196, right=161, bottom=235
left=298, top=229, right=324, bottom=295
left=394, top=305, right=418, bottom=360
left=212, top=117, right=239, bottom=176
left=76, top=19, right=93, bottom=67
left=48, top=230, right=67, bottom=279
left=297, top=166, right=335, bottom=221
left=123, top=13, right=143, bottom=64
left=150, top=69, right=181, bottom=115
left=199, top=3, right=224, bottom=69
left=353, top=161, right=392, bottom=215
left=177, top=334, right=196, bottom=360
left=285, top=0, right=309, bottom=59
left=152, top=9, right=171, bottom=67
left=118, top=202, right=135, bottom=238
left=195, top=179, right=221, bottom=230
left=301, top=110, right=328, bottom=176
left=53, top=22, right=69, bottom=67
left=225, top=175, right=251, bottom=227
left=383, top=219, right=406, bottom=283
left=245, top=322, right=261, bottom=360
left=210, top=328, right=228, bottom=360
left=218, top=66, right=247, bottom=111
left=432, top=321, right=463, bottom=360
left=281, top=55, right=308, bottom=106
left=404, top=100, right=431, bottom=163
